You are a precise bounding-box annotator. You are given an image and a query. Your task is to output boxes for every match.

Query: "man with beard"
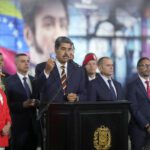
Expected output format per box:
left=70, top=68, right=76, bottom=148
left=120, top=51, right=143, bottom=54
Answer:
left=126, top=57, right=150, bottom=150
left=34, top=36, right=86, bottom=102
left=82, top=53, right=98, bottom=87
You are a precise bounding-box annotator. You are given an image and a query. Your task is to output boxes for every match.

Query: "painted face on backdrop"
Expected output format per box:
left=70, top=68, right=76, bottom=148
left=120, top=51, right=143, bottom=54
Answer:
left=24, top=0, right=68, bottom=64
left=34, top=0, right=68, bottom=55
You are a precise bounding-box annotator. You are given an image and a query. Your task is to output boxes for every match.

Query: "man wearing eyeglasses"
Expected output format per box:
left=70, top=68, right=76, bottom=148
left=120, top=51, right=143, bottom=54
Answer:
left=126, top=57, right=150, bottom=150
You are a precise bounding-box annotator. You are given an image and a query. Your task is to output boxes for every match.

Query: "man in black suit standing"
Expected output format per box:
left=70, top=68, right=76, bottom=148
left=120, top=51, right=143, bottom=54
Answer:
left=126, top=57, right=150, bottom=150
left=35, top=36, right=86, bottom=102
left=88, top=56, right=124, bottom=101
left=82, top=53, right=98, bottom=87
left=5, top=53, right=38, bottom=150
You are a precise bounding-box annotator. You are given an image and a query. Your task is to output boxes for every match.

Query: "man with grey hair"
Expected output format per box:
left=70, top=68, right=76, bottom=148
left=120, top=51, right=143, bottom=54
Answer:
left=88, top=56, right=124, bottom=101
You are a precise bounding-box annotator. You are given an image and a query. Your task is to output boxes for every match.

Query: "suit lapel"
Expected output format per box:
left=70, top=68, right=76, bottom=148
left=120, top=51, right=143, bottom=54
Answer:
left=137, top=77, right=148, bottom=98
left=98, top=75, right=110, bottom=91
left=112, top=80, right=119, bottom=99
left=52, top=65, right=63, bottom=93
left=52, top=65, right=61, bottom=84
left=16, top=74, right=34, bottom=97
left=15, top=74, right=27, bottom=95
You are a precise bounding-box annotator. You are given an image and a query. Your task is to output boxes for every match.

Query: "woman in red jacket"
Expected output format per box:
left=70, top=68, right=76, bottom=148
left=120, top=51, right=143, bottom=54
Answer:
left=0, top=87, right=11, bottom=150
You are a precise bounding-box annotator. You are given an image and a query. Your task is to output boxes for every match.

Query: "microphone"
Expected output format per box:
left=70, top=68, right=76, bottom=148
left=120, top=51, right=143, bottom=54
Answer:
left=49, top=52, right=56, bottom=61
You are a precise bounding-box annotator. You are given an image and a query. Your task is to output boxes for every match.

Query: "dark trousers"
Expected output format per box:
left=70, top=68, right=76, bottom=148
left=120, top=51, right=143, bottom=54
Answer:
left=129, top=125, right=150, bottom=150
left=11, top=127, right=37, bottom=150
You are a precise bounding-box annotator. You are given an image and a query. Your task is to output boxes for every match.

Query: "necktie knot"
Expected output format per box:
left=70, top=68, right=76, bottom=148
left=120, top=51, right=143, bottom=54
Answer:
left=61, top=65, right=65, bottom=69
left=23, top=77, right=27, bottom=81
left=108, top=79, right=111, bottom=85
left=23, top=76, right=31, bottom=98
left=145, top=80, right=149, bottom=86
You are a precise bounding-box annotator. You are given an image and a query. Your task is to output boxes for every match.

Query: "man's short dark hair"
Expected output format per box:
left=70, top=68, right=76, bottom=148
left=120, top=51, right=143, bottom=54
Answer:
left=20, top=0, right=68, bottom=33
left=15, top=53, right=28, bottom=59
left=97, top=57, right=110, bottom=65
left=55, top=36, right=74, bottom=50
left=137, top=57, right=150, bottom=68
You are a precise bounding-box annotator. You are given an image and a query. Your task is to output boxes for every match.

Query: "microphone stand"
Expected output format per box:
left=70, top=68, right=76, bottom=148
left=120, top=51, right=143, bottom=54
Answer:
left=37, top=86, right=63, bottom=150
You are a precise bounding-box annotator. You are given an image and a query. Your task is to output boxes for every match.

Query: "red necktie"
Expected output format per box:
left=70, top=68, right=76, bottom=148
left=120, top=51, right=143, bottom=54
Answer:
left=60, top=66, right=67, bottom=95
left=145, top=81, right=150, bottom=97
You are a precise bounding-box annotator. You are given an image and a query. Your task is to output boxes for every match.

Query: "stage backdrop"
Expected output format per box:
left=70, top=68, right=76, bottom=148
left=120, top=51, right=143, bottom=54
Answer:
left=0, top=0, right=150, bottom=85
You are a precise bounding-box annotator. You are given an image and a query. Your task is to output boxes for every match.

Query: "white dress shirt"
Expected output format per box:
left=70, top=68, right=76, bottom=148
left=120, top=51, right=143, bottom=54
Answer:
left=100, top=74, right=117, bottom=96
left=17, top=72, right=32, bottom=92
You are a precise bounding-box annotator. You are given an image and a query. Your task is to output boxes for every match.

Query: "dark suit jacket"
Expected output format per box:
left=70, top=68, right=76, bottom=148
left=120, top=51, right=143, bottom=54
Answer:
left=5, top=74, right=37, bottom=149
left=88, top=74, right=124, bottom=101
left=35, top=62, right=46, bottom=79
left=35, top=60, right=79, bottom=78
left=83, top=68, right=99, bottom=87
left=34, top=61, right=87, bottom=102
left=126, top=77, right=150, bottom=149
left=126, top=77, right=150, bottom=129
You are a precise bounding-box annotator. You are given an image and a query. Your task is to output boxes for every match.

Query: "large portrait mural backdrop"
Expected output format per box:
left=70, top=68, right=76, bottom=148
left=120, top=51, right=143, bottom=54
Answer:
left=0, top=0, right=150, bottom=85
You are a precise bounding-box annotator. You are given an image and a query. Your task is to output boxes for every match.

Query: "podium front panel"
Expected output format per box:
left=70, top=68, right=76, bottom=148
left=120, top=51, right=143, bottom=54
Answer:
left=46, top=101, right=129, bottom=150
left=76, top=104, right=128, bottom=150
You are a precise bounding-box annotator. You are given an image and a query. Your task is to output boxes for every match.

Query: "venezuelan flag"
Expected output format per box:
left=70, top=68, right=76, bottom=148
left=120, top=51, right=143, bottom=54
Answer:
left=0, top=0, right=28, bottom=74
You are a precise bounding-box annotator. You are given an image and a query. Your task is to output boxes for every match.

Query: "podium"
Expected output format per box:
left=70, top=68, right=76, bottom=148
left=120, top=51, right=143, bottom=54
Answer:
left=45, top=101, right=129, bottom=150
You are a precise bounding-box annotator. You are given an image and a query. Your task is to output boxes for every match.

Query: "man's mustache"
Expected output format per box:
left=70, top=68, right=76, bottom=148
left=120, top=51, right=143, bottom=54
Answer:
left=62, top=55, right=69, bottom=58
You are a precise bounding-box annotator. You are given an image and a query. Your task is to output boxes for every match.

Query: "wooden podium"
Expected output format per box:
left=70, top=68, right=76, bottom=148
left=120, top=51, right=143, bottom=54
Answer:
left=44, top=101, right=129, bottom=150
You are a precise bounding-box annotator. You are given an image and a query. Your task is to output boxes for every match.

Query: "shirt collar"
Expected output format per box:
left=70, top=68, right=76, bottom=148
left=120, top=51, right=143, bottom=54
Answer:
left=100, top=73, right=112, bottom=82
left=55, top=59, right=67, bottom=68
left=88, top=75, right=96, bottom=81
left=17, top=72, right=29, bottom=79
left=139, top=74, right=150, bottom=83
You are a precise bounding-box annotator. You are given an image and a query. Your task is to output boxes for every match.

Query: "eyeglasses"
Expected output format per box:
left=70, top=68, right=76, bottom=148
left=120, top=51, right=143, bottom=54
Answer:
left=139, top=64, right=150, bottom=68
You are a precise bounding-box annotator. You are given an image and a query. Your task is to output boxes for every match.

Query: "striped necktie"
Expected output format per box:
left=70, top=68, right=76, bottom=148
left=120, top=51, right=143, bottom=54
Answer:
left=60, top=66, right=67, bottom=95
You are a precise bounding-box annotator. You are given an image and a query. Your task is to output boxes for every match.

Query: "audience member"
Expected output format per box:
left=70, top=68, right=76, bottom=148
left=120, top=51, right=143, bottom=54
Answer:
left=126, top=57, right=150, bottom=150
left=88, top=56, right=124, bottom=101
left=6, top=54, right=38, bottom=150
left=82, top=53, right=98, bottom=86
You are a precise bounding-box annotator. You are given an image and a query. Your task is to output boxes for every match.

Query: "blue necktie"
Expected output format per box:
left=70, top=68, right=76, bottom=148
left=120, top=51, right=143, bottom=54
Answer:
left=23, top=77, right=31, bottom=98
left=108, top=80, right=117, bottom=100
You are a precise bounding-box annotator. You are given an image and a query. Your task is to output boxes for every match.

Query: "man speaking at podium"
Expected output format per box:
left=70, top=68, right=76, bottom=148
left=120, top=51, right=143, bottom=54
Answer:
left=34, top=36, right=86, bottom=102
